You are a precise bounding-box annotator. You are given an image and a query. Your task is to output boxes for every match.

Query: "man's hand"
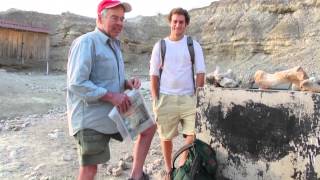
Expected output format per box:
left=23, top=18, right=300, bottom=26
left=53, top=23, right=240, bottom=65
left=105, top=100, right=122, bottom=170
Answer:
left=125, top=78, right=141, bottom=90
left=100, top=92, right=131, bottom=113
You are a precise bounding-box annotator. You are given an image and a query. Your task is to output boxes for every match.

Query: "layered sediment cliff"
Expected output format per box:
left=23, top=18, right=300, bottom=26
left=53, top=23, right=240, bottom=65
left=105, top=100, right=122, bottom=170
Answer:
left=1, top=0, right=319, bottom=83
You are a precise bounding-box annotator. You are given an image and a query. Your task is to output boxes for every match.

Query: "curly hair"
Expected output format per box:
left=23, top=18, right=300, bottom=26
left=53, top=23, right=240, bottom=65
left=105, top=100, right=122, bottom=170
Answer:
left=168, top=8, right=190, bottom=25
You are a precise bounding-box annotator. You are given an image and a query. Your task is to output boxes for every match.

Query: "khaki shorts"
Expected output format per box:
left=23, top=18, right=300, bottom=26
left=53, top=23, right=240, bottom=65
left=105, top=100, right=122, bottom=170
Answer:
left=74, top=129, right=122, bottom=166
left=153, top=94, right=196, bottom=140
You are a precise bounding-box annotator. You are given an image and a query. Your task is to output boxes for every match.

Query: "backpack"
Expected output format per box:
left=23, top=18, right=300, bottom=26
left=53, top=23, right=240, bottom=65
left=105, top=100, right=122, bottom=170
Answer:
left=171, top=139, right=218, bottom=180
left=158, top=36, right=196, bottom=97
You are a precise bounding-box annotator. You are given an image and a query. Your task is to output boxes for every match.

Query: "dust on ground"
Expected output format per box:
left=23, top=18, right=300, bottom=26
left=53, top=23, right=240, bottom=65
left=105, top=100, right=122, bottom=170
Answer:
left=0, top=67, right=184, bottom=180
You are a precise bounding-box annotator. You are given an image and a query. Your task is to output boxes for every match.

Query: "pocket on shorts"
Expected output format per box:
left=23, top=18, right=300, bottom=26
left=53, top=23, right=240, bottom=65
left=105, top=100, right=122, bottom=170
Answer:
left=78, top=130, right=107, bottom=155
left=152, top=99, right=158, bottom=111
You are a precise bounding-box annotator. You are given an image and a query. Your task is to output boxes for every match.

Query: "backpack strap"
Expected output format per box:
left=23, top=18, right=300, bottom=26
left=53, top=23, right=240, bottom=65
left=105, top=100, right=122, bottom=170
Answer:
left=159, top=39, right=166, bottom=79
left=187, top=36, right=196, bottom=92
left=187, top=36, right=195, bottom=65
left=157, top=39, right=166, bottom=99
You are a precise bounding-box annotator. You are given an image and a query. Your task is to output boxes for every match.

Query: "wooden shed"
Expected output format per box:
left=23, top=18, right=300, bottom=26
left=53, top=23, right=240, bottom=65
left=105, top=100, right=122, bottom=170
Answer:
left=0, top=19, right=50, bottom=68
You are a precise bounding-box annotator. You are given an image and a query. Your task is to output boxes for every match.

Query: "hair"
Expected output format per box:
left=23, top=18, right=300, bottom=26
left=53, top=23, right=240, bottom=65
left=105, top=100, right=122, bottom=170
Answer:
left=100, top=5, right=126, bottom=18
left=168, top=8, right=190, bottom=25
left=101, top=9, right=108, bottom=17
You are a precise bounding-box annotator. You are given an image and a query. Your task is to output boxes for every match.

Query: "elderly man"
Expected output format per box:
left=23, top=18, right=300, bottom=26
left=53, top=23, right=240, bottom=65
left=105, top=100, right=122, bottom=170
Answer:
left=67, top=0, right=156, bottom=180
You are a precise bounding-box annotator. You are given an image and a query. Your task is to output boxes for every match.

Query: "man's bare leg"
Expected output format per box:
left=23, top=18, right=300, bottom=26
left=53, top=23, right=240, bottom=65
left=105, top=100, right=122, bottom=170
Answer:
left=161, top=140, right=173, bottom=172
left=178, top=134, right=195, bottom=167
left=130, top=125, right=156, bottom=179
left=78, top=165, right=97, bottom=180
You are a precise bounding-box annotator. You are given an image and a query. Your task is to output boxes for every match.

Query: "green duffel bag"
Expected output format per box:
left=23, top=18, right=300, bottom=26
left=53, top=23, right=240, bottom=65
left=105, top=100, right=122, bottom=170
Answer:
left=171, top=139, right=218, bottom=180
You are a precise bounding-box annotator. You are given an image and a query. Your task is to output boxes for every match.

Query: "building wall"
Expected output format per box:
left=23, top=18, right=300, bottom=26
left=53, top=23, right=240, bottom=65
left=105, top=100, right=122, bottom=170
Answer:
left=0, top=28, right=49, bottom=66
left=196, top=87, right=320, bottom=180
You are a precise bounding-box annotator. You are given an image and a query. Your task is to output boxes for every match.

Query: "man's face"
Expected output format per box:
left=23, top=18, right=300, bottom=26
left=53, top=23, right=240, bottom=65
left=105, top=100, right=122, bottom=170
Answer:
left=170, top=14, right=187, bottom=37
left=99, top=5, right=125, bottom=38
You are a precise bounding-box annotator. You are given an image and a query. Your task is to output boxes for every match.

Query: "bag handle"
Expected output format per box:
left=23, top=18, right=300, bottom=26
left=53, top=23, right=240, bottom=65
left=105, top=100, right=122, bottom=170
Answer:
left=172, top=142, right=201, bottom=179
left=172, top=143, right=194, bottom=169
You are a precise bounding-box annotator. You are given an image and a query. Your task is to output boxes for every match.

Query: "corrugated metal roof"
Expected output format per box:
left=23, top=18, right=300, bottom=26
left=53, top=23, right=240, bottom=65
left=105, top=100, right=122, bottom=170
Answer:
left=0, top=19, right=49, bottom=34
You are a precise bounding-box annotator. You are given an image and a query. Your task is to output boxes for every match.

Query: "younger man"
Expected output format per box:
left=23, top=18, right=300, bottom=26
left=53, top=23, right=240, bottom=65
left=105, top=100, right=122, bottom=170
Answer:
left=149, top=7, right=206, bottom=179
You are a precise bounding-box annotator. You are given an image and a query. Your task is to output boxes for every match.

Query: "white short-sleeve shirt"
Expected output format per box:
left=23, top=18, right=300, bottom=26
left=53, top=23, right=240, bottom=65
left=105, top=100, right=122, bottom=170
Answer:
left=149, top=35, right=206, bottom=95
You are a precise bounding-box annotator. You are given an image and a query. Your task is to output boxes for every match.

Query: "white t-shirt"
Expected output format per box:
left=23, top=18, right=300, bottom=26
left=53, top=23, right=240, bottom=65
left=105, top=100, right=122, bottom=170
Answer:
left=149, top=35, right=206, bottom=95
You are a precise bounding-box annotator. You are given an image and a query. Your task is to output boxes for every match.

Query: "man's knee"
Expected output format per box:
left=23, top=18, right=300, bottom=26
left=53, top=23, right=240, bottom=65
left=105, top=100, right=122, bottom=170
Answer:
left=79, top=165, right=97, bottom=179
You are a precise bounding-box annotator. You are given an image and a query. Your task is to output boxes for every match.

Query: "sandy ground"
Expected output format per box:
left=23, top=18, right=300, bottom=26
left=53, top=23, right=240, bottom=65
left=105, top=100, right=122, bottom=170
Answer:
left=0, top=68, right=184, bottom=180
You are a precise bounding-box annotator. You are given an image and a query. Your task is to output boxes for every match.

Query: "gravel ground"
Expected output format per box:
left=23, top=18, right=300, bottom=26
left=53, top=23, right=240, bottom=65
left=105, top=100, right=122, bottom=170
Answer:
left=0, top=68, right=185, bottom=180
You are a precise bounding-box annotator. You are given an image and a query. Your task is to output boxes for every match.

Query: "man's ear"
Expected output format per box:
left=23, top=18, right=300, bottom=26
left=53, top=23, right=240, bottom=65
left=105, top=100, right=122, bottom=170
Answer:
left=96, top=15, right=102, bottom=27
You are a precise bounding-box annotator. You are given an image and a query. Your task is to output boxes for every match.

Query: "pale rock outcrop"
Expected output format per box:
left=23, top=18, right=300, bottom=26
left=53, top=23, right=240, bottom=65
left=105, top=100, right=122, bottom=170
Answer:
left=300, top=77, right=320, bottom=92
left=206, top=66, right=239, bottom=88
left=254, top=66, right=308, bottom=89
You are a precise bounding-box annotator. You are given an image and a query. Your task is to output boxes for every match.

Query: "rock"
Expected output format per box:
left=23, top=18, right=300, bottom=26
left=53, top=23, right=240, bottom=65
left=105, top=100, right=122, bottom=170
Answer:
left=40, top=176, right=50, bottom=180
left=9, top=150, right=18, bottom=159
left=153, top=158, right=162, bottom=167
left=62, top=154, right=73, bottom=161
left=112, top=167, right=123, bottom=176
left=300, top=77, right=320, bottom=92
left=48, top=129, right=64, bottom=139
left=123, top=153, right=134, bottom=162
left=34, top=163, right=46, bottom=171
left=106, top=164, right=114, bottom=175
left=118, top=160, right=129, bottom=170
left=150, top=149, right=162, bottom=156
left=144, top=164, right=154, bottom=175
left=22, top=122, right=30, bottom=128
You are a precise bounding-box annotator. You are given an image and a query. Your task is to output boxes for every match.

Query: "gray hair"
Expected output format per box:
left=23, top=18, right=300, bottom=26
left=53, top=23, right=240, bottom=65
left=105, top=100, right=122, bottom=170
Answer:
left=101, top=9, right=108, bottom=17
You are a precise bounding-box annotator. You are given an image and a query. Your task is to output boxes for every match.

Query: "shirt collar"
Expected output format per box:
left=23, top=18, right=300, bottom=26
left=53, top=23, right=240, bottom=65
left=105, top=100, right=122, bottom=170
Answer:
left=94, top=27, right=120, bottom=45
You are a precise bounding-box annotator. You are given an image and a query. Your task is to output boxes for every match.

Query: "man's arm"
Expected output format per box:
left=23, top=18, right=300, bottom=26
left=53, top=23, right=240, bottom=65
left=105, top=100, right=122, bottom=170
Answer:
left=196, top=73, right=205, bottom=88
left=150, top=75, right=159, bottom=100
left=67, top=38, right=108, bottom=103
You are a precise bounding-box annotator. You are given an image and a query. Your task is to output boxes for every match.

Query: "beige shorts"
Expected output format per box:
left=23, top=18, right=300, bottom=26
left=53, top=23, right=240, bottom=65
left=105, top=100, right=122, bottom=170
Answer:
left=153, top=94, right=196, bottom=140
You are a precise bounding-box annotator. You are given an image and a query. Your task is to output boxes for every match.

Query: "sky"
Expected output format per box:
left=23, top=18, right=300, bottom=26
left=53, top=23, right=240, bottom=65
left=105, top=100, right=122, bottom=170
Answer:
left=0, top=0, right=216, bottom=18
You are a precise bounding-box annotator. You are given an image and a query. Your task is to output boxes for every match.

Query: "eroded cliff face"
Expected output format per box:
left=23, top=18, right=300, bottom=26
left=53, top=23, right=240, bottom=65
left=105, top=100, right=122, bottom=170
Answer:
left=1, top=0, right=320, bottom=81
left=192, top=0, right=320, bottom=87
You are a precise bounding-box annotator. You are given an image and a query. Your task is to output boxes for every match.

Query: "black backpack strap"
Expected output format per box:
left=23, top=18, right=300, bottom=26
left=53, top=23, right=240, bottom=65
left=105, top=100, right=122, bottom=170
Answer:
left=159, top=39, right=166, bottom=78
left=187, top=36, right=196, bottom=92
left=187, top=36, right=195, bottom=65
left=157, top=39, right=166, bottom=99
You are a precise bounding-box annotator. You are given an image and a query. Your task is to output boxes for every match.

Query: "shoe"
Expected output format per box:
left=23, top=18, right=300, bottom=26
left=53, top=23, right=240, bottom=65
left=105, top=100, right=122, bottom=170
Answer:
left=128, top=172, right=149, bottom=180
left=139, top=172, right=149, bottom=180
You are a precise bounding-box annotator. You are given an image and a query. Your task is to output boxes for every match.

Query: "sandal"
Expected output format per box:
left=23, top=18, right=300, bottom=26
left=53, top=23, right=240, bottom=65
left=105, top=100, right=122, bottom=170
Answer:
left=139, top=172, right=149, bottom=180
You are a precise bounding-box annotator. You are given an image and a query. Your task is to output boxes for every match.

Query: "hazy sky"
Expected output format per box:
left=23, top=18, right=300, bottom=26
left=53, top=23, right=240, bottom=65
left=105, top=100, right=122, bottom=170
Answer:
left=0, top=0, right=215, bottom=18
